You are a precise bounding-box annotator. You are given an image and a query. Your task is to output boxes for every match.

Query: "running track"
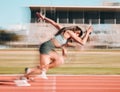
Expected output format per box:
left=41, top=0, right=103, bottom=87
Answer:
left=0, top=75, right=120, bottom=92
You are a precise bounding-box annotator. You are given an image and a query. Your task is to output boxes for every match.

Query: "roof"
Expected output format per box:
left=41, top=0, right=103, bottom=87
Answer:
left=29, top=5, right=120, bottom=11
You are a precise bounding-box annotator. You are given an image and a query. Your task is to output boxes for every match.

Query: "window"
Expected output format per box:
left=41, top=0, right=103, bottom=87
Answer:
left=84, top=11, right=99, bottom=24
left=116, top=12, right=120, bottom=24
left=100, top=12, right=115, bottom=24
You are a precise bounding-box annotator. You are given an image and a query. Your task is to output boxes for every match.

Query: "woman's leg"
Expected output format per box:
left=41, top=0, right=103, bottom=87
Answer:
left=38, top=51, right=64, bottom=79
left=20, top=54, right=51, bottom=80
left=48, top=57, right=64, bottom=69
left=21, top=51, right=64, bottom=80
left=40, top=51, right=64, bottom=70
left=23, top=66, right=41, bottom=78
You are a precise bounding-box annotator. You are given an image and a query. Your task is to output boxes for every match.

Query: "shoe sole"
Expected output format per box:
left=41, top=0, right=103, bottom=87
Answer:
left=14, top=80, right=31, bottom=87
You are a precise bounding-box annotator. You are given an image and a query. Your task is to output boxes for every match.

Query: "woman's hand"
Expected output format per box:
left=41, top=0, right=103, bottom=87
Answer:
left=36, top=12, right=62, bottom=30
left=87, top=25, right=93, bottom=34
left=36, top=12, right=45, bottom=20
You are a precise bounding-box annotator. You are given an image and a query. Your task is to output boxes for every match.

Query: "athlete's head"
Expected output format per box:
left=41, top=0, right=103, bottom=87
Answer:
left=55, top=26, right=83, bottom=37
left=71, top=26, right=83, bottom=37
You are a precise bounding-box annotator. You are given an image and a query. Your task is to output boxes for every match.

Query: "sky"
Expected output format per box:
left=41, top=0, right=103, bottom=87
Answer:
left=0, top=0, right=120, bottom=29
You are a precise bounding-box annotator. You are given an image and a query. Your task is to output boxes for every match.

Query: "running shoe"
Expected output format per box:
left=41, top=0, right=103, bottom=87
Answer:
left=37, top=72, right=48, bottom=79
left=20, top=76, right=28, bottom=81
left=25, top=67, right=31, bottom=74
left=14, top=80, right=31, bottom=87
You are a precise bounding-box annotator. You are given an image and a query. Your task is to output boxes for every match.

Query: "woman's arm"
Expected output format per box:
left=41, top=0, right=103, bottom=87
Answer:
left=68, top=26, right=93, bottom=45
left=66, top=42, right=76, bottom=47
left=36, top=12, right=62, bottom=30
left=61, top=46, right=67, bottom=58
left=81, top=26, right=93, bottom=44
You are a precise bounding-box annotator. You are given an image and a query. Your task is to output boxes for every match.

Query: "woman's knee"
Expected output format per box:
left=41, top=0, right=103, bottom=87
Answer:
left=55, top=56, right=64, bottom=66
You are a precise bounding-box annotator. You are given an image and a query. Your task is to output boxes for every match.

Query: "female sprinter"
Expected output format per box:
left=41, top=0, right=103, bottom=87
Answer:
left=15, top=12, right=93, bottom=86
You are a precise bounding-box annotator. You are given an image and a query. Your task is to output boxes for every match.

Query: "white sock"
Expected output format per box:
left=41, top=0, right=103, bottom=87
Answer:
left=41, top=69, right=46, bottom=75
left=27, top=68, right=32, bottom=74
left=36, top=68, right=48, bottom=79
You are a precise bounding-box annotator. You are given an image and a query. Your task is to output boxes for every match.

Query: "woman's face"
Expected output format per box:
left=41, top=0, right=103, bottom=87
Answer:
left=75, top=31, right=80, bottom=37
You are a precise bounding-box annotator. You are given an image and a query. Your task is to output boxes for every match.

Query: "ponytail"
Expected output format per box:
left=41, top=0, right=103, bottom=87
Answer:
left=55, top=26, right=83, bottom=37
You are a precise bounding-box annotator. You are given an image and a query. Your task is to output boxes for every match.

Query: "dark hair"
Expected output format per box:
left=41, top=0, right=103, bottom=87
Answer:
left=55, top=26, right=83, bottom=37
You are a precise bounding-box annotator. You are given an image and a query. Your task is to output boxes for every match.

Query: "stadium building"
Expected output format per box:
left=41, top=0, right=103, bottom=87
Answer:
left=28, top=5, right=120, bottom=48
left=30, top=6, right=120, bottom=24
left=8, top=3, right=120, bottom=48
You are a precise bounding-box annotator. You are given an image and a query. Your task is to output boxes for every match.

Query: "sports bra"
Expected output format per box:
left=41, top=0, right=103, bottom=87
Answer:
left=54, top=34, right=67, bottom=45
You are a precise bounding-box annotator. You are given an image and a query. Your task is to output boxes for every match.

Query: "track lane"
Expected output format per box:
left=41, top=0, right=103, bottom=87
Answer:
left=0, top=75, right=120, bottom=92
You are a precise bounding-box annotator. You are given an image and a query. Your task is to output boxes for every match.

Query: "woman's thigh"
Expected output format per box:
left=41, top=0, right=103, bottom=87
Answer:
left=40, top=51, right=64, bottom=66
left=40, top=54, right=51, bottom=66
left=49, top=51, right=64, bottom=65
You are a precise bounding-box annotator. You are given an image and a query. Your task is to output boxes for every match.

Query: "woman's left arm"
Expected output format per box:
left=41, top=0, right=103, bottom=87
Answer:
left=61, top=46, right=67, bottom=58
left=66, top=42, right=76, bottom=47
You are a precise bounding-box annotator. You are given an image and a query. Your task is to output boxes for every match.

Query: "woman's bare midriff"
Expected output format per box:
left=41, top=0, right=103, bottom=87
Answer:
left=51, top=38, right=62, bottom=48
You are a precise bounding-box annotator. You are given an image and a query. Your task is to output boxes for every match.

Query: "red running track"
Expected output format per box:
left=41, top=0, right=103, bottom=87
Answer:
left=0, top=75, right=120, bottom=92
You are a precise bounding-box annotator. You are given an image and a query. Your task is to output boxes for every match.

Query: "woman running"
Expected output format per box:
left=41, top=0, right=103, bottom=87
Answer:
left=17, top=12, right=93, bottom=84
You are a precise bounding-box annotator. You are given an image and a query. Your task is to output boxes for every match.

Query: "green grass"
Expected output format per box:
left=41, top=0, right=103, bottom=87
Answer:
left=48, top=67, right=120, bottom=75
left=0, top=67, right=120, bottom=75
left=0, top=48, right=120, bottom=75
left=0, top=67, right=26, bottom=74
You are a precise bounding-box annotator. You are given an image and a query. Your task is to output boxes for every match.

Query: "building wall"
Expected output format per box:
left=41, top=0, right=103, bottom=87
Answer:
left=30, top=7, right=120, bottom=24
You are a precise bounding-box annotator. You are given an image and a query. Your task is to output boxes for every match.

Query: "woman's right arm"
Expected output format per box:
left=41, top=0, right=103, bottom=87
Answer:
left=36, top=12, right=62, bottom=30
left=67, top=26, right=93, bottom=45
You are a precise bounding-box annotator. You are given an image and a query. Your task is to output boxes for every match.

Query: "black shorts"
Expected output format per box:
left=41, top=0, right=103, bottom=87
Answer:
left=39, top=40, right=55, bottom=54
